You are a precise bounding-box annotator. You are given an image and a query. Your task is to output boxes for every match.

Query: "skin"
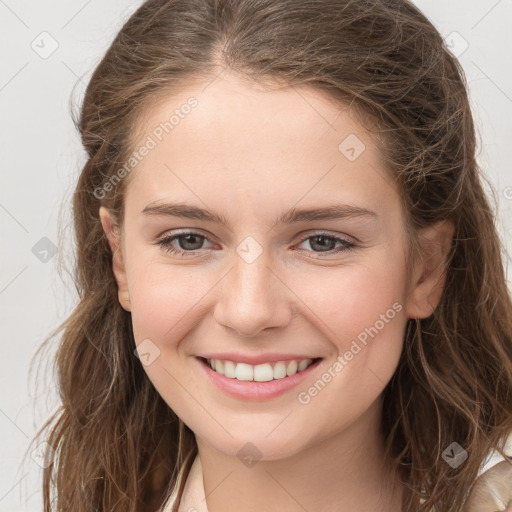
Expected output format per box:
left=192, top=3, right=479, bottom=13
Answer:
left=100, top=71, right=454, bottom=512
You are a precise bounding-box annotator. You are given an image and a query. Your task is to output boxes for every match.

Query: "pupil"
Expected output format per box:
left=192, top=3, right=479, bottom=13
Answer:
left=181, top=234, right=202, bottom=250
left=311, top=235, right=334, bottom=252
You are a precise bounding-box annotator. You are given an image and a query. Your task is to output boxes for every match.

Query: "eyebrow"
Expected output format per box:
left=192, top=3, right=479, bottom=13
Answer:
left=141, top=201, right=378, bottom=231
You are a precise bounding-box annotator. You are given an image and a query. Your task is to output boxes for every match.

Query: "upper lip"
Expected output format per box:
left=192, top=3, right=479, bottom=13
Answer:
left=198, top=353, right=322, bottom=365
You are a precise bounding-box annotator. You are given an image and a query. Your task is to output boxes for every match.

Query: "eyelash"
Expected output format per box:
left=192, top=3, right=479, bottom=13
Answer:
left=156, top=230, right=356, bottom=258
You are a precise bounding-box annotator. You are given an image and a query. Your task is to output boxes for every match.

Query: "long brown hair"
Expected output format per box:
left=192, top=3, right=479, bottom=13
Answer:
left=32, top=0, right=512, bottom=510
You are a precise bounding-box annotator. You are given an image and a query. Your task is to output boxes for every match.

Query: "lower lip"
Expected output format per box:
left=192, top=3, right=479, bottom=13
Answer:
left=194, top=356, right=323, bottom=401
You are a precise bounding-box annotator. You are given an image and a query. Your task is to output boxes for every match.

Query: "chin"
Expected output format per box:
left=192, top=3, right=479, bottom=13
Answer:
left=203, top=430, right=310, bottom=463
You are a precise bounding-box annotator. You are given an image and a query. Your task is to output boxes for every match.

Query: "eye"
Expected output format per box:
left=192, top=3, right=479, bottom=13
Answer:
left=156, top=231, right=215, bottom=257
left=294, top=232, right=356, bottom=257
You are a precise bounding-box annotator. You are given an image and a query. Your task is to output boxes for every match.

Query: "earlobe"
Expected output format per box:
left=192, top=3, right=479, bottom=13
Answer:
left=98, top=206, right=131, bottom=312
left=405, top=220, right=455, bottom=319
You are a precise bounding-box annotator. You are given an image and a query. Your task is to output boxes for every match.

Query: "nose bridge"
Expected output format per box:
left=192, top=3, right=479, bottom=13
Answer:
left=214, top=241, right=291, bottom=337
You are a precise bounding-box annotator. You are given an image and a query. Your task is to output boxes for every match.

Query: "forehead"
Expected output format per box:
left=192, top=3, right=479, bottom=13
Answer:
left=123, top=72, right=399, bottom=222
left=133, top=72, right=372, bottom=151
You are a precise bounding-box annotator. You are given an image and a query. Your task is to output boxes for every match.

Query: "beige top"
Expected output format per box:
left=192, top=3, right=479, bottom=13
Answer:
left=162, top=454, right=207, bottom=512
left=162, top=452, right=512, bottom=512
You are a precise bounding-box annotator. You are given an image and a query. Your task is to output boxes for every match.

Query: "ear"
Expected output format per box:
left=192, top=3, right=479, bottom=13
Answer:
left=99, top=206, right=131, bottom=312
left=405, top=220, right=454, bottom=319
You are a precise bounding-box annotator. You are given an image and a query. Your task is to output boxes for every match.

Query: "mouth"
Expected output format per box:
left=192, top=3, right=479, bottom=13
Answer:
left=195, top=356, right=324, bottom=401
left=198, top=356, right=322, bottom=381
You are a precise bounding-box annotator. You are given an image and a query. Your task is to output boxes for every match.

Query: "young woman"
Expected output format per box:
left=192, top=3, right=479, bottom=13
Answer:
left=34, top=0, right=512, bottom=510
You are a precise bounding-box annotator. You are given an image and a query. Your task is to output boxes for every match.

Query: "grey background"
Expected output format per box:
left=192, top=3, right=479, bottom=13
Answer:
left=1, top=1, right=511, bottom=510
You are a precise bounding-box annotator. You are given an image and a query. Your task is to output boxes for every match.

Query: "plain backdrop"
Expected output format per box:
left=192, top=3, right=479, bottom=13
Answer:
left=1, top=1, right=511, bottom=510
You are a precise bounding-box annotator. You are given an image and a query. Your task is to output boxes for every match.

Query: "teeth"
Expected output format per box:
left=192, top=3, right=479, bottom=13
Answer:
left=215, top=360, right=224, bottom=375
left=206, top=358, right=315, bottom=381
left=224, top=360, right=236, bottom=378
left=298, top=359, right=309, bottom=372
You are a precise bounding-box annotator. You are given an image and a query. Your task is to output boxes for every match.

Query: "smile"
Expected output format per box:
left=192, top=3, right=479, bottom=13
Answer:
left=195, top=356, right=324, bottom=400
left=204, top=357, right=318, bottom=381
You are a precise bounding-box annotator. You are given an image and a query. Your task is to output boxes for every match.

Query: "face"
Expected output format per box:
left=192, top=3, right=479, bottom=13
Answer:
left=100, top=72, right=450, bottom=461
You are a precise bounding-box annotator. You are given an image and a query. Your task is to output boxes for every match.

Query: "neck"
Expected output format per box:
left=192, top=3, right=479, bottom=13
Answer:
left=196, top=397, right=403, bottom=512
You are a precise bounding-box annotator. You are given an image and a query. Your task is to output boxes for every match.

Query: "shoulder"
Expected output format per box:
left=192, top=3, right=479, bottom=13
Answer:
left=464, top=460, right=512, bottom=512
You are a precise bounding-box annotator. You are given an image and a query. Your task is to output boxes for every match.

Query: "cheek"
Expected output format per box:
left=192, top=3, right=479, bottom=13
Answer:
left=298, top=255, right=408, bottom=350
left=289, top=254, right=408, bottom=407
left=125, top=258, right=212, bottom=414
left=126, top=254, right=212, bottom=347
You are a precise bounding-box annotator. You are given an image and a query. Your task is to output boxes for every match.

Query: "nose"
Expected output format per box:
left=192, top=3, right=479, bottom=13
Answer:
left=213, top=250, right=294, bottom=338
